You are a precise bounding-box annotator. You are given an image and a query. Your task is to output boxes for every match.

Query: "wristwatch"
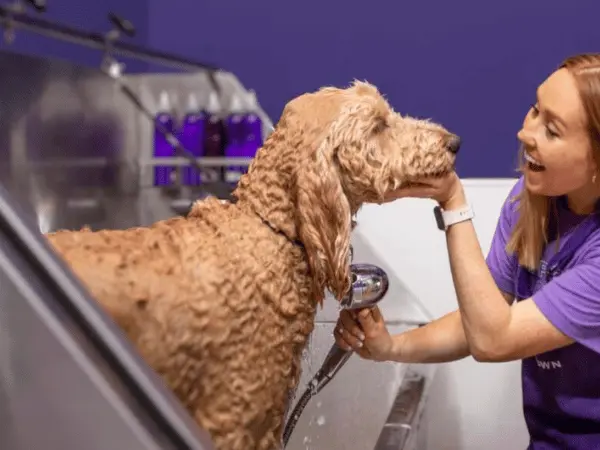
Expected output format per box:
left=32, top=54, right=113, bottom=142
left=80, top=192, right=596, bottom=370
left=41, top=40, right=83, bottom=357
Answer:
left=433, top=204, right=475, bottom=231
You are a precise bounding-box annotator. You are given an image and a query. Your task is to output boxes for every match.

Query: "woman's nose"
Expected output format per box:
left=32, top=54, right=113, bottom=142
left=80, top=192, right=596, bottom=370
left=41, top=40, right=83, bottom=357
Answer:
left=517, top=127, right=535, bottom=146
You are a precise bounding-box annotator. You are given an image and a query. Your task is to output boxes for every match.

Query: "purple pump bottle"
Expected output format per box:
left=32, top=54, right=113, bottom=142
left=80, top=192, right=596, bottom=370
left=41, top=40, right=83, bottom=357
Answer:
left=153, top=91, right=176, bottom=186
left=202, top=91, right=226, bottom=184
left=224, top=93, right=248, bottom=185
left=177, top=93, right=206, bottom=186
left=243, top=90, right=264, bottom=162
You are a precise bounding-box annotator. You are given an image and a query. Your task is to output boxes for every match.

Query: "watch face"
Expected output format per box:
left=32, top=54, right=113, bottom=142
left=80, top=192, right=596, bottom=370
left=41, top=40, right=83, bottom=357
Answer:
left=433, top=206, right=445, bottom=231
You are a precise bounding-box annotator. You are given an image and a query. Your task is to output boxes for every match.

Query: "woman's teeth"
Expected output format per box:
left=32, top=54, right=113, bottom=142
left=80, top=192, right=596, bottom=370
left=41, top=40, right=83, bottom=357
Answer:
left=524, top=152, right=545, bottom=172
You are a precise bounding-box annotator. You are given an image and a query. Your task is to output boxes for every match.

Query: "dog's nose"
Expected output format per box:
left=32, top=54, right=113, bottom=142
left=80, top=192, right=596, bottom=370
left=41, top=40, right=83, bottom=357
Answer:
left=446, top=135, right=461, bottom=154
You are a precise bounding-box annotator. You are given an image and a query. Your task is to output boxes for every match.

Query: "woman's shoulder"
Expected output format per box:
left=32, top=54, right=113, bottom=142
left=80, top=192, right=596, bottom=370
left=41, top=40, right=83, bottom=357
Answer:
left=508, top=175, right=526, bottom=198
left=580, top=220, right=600, bottom=261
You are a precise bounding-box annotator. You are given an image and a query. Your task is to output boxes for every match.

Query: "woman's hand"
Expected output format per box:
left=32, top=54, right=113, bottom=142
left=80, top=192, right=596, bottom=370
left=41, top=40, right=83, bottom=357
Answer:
left=385, top=171, right=466, bottom=209
left=333, top=306, right=394, bottom=362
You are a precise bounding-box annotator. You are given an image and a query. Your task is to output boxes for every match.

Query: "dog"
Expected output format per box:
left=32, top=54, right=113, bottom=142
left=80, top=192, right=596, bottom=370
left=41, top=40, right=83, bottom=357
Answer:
left=46, top=81, right=459, bottom=450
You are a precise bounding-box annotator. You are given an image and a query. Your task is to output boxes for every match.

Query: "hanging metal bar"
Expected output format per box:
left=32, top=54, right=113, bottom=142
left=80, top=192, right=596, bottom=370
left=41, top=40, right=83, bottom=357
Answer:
left=0, top=5, right=221, bottom=73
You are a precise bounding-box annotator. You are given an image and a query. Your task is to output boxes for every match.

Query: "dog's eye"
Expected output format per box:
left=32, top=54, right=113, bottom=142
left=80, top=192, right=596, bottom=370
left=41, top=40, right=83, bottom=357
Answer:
left=372, top=118, right=388, bottom=134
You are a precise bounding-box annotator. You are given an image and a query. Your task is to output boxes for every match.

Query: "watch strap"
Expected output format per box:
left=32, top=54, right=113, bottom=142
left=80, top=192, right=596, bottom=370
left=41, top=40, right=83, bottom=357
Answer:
left=434, top=204, right=474, bottom=230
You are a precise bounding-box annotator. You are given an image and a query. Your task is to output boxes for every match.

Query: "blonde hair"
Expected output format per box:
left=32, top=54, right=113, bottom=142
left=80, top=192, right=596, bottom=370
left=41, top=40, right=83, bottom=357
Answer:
left=506, top=53, right=600, bottom=270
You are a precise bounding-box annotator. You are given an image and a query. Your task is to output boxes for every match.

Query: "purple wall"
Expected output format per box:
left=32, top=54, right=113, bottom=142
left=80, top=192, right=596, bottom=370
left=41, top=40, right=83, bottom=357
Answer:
left=4, top=0, right=600, bottom=178
left=146, top=0, right=600, bottom=178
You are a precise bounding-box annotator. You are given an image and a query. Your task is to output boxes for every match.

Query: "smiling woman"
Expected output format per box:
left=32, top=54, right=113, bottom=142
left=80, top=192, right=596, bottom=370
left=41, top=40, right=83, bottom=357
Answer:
left=509, top=55, right=600, bottom=272
left=334, top=53, right=600, bottom=449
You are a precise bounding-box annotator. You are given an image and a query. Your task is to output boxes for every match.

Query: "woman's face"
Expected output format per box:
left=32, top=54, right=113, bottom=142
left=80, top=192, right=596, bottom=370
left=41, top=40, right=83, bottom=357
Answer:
left=517, top=68, right=597, bottom=199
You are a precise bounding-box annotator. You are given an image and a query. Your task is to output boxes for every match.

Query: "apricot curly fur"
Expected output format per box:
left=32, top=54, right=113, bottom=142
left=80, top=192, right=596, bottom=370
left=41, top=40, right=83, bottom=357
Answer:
left=45, top=80, right=456, bottom=450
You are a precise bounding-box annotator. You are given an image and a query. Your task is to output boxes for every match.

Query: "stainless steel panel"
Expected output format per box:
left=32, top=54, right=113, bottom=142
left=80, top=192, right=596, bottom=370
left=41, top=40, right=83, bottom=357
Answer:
left=0, top=49, right=142, bottom=231
left=0, top=50, right=273, bottom=232
left=0, top=253, right=164, bottom=450
left=0, top=184, right=214, bottom=450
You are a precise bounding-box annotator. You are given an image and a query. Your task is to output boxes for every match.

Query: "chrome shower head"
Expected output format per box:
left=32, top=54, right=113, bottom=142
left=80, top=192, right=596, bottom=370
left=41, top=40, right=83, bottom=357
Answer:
left=340, top=263, right=389, bottom=311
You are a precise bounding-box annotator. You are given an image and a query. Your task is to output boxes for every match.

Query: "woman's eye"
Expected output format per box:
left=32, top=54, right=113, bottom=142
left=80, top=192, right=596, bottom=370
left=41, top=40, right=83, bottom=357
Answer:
left=530, top=104, right=540, bottom=116
left=546, top=125, right=559, bottom=139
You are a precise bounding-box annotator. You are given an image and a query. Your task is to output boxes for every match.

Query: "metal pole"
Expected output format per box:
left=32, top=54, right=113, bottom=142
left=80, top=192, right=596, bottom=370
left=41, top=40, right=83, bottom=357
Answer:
left=0, top=6, right=221, bottom=74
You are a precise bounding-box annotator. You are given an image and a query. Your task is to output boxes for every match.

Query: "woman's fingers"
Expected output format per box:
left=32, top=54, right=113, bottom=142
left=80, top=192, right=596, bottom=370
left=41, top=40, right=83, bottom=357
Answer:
left=357, top=305, right=385, bottom=332
left=334, top=332, right=351, bottom=351
left=335, top=325, right=363, bottom=351
left=334, top=325, right=374, bottom=358
left=334, top=328, right=354, bottom=351
left=340, top=310, right=365, bottom=341
left=333, top=311, right=365, bottom=351
left=356, top=307, right=378, bottom=331
left=386, top=172, right=460, bottom=202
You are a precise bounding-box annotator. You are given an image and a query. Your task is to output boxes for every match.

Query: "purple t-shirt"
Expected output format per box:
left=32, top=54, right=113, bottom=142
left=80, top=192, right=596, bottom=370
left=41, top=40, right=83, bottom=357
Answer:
left=486, top=176, right=600, bottom=449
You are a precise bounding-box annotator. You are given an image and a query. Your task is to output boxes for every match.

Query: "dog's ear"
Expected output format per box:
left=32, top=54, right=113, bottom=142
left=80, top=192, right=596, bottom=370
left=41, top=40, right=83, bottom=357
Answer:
left=295, top=138, right=352, bottom=304
left=294, top=84, right=391, bottom=302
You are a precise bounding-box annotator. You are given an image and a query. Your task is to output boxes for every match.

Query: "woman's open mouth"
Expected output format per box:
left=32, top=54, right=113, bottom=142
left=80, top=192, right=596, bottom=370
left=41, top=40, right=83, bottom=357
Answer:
left=524, top=152, right=545, bottom=172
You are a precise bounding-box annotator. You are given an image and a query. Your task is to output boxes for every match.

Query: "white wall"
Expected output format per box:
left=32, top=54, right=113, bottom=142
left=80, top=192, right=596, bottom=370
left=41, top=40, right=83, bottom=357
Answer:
left=351, top=178, right=529, bottom=450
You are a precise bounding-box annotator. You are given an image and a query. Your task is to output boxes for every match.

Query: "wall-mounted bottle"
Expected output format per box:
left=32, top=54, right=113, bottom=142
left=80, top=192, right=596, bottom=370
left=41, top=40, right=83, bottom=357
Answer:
left=177, top=93, right=206, bottom=186
left=153, top=91, right=176, bottom=186
left=224, top=93, right=248, bottom=185
left=243, top=90, right=264, bottom=164
left=202, top=91, right=226, bottom=184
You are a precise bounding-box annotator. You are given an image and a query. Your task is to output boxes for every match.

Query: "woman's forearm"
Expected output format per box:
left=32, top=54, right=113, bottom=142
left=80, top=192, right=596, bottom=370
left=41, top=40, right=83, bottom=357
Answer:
left=388, top=310, right=471, bottom=363
left=442, top=190, right=513, bottom=358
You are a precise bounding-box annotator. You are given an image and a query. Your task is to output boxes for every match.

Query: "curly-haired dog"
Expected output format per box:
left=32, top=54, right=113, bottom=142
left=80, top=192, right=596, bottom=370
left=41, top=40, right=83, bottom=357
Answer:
left=46, top=81, right=459, bottom=450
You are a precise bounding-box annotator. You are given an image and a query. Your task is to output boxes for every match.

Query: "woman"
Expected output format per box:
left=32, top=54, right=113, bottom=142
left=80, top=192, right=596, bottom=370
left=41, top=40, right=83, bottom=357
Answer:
left=335, top=53, right=600, bottom=448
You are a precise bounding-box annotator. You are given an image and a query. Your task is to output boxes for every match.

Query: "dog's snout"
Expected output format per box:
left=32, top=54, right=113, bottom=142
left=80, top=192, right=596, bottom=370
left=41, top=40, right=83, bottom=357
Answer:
left=446, top=135, right=461, bottom=154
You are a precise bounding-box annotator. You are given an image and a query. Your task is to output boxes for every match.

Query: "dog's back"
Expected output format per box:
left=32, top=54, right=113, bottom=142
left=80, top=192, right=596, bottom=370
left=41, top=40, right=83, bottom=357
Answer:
left=46, top=196, right=317, bottom=449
